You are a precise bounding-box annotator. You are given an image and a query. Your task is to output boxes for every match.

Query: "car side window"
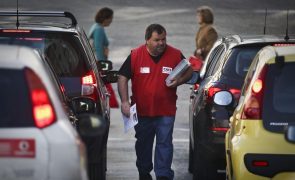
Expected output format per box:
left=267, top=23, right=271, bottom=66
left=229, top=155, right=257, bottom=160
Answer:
left=240, top=55, right=259, bottom=95
left=205, top=45, right=225, bottom=78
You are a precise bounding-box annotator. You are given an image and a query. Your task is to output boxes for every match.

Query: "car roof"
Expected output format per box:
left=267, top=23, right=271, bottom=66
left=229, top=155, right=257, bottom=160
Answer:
left=0, top=11, right=80, bottom=33
left=257, top=45, right=295, bottom=65
left=220, top=34, right=295, bottom=48
left=0, top=22, right=79, bottom=32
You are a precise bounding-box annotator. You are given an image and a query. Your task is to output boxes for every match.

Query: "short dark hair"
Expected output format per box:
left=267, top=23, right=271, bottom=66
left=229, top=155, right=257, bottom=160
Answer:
left=95, top=7, right=113, bottom=23
left=145, top=24, right=166, bottom=40
left=197, top=6, right=214, bottom=24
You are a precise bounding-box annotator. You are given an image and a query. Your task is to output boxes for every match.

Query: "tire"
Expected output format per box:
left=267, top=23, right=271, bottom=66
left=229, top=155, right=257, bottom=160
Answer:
left=193, top=110, right=226, bottom=180
left=193, top=141, right=207, bottom=180
left=192, top=112, right=208, bottom=180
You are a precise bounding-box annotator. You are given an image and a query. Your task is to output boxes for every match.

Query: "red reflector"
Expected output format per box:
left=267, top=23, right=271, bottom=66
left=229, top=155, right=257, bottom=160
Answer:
left=82, top=74, right=94, bottom=85
left=2, top=29, right=31, bottom=33
left=211, top=127, right=229, bottom=132
left=194, top=84, right=199, bottom=90
left=0, top=139, right=35, bottom=158
left=252, top=161, right=269, bottom=167
left=23, top=37, right=43, bottom=41
left=273, top=43, right=295, bottom=47
left=60, top=84, right=65, bottom=93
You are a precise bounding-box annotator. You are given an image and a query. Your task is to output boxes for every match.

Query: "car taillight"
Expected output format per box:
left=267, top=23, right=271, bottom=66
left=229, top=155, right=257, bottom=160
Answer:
left=207, top=86, right=223, bottom=103
left=241, top=66, right=268, bottom=119
left=81, top=71, right=97, bottom=99
left=25, top=68, right=56, bottom=128
left=229, top=88, right=241, bottom=102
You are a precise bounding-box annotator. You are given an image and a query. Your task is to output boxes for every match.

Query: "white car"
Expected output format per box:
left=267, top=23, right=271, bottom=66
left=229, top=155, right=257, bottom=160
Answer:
left=0, top=45, right=104, bottom=180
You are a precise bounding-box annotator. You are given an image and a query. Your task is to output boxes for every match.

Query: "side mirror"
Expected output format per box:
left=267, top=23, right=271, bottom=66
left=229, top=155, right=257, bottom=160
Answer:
left=70, top=97, right=96, bottom=114
left=186, top=71, right=200, bottom=85
left=101, top=70, right=118, bottom=84
left=285, top=125, right=295, bottom=143
left=96, top=60, right=113, bottom=71
left=76, top=114, right=106, bottom=137
left=213, top=91, right=233, bottom=106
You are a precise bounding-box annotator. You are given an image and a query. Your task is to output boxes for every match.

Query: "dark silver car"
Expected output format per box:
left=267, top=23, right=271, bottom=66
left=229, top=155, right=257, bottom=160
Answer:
left=0, top=11, right=117, bottom=180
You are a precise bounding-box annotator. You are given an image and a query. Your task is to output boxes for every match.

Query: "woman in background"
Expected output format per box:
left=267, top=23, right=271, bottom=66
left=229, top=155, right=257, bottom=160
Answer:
left=89, top=7, right=118, bottom=108
left=89, top=7, right=113, bottom=60
left=194, top=6, right=218, bottom=60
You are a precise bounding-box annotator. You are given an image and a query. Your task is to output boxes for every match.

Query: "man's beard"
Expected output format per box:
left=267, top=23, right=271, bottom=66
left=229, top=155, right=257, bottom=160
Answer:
left=154, top=45, right=165, bottom=55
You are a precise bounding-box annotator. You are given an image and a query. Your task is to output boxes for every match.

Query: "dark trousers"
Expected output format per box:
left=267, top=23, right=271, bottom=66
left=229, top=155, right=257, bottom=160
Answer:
left=134, top=116, right=175, bottom=180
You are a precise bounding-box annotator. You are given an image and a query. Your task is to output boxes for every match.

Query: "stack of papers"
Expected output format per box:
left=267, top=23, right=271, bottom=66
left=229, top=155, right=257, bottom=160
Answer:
left=165, top=59, right=190, bottom=86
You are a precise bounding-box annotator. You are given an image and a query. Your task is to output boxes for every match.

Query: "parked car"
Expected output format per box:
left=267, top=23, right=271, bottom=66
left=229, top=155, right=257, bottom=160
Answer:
left=0, top=44, right=106, bottom=180
left=225, top=45, right=295, bottom=180
left=187, top=34, right=295, bottom=179
left=0, top=11, right=118, bottom=180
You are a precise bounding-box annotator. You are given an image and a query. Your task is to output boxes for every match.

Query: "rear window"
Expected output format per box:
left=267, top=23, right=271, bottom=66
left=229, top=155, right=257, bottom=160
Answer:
left=0, top=31, right=89, bottom=77
left=223, top=47, right=261, bottom=80
left=263, top=62, right=295, bottom=132
left=0, top=69, right=34, bottom=127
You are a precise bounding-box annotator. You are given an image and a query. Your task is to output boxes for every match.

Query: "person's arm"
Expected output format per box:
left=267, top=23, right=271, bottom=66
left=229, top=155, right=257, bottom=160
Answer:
left=117, top=55, right=132, bottom=117
left=118, top=75, right=130, bottom=117
left=167, top=66, right=193, bottom=88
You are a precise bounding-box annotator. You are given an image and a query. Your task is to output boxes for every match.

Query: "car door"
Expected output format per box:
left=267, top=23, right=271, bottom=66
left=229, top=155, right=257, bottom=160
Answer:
left=192, top=44, right=226, bottom=117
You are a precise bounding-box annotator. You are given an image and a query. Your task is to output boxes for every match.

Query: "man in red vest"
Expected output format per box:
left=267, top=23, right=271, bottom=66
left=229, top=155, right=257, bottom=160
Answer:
left=117, top=24, right=193, bottom=180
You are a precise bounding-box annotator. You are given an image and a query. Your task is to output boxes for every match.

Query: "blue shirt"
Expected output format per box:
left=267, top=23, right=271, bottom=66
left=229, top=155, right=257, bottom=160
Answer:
left=88, top=23, right=109, bottom=61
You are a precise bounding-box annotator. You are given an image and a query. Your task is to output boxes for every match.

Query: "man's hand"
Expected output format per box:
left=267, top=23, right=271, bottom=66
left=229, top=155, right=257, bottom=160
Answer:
left=121, top=101, right=131, bottom=117
left=166, top=78, right=179, bottom=88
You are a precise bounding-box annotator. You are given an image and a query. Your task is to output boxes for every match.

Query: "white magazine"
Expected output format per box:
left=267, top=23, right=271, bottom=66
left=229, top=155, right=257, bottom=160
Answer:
left=122, top=104, right=138, bottom=133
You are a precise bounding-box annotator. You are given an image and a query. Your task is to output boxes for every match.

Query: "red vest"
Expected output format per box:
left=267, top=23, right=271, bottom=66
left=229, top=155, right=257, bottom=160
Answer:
left=131, top=44, right=182, bottom=116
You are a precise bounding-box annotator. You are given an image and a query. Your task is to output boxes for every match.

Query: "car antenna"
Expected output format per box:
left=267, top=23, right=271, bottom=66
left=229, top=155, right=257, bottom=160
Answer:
left=263, top=8, right=267, bottom=35
left=16, top=0, right=19, bottom=29
left=284, top=9, right=289, bottom=41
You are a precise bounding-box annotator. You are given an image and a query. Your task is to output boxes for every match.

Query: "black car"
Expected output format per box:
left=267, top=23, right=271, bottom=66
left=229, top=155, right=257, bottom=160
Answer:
left=0, top=11, right=117, bottom=180
left=187, top=34, right=295, bottom=180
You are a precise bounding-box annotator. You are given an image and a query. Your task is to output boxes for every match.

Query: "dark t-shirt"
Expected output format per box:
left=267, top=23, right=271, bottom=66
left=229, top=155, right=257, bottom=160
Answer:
left=118, top=52, right=185, bottom=79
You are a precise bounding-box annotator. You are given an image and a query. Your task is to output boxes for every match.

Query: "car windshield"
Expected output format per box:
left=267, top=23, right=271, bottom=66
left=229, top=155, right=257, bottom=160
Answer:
left=263, top=62, right=295, bottom=132
left=0, top=31, right=89, bottom=77
left=0, top=69, right=34, bottom=127
left=222, top=46, right=261, bottom=80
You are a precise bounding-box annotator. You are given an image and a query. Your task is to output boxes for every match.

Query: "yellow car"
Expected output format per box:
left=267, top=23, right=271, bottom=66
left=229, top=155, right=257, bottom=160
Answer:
left=225, top=45, right=295, bottom=180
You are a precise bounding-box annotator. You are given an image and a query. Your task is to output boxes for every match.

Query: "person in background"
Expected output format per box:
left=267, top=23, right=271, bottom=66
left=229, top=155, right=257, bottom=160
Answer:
left=89, top=7, right=119, bottom=108
left=88, top=7, right=113, bottom=61
left=194, top=6, right=218, bottom=60
left=117, top=24, right=193, bottom=180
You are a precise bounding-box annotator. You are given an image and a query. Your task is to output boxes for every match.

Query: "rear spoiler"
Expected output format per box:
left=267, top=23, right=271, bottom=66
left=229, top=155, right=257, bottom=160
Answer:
left=0, top=11, right=77, bottom=27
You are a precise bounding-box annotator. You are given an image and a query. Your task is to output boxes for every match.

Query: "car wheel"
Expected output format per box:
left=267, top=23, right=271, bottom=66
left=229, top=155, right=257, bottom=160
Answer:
left=193, top=141, right=207, bottom=180
left=192, top=112, right=208, bottom=180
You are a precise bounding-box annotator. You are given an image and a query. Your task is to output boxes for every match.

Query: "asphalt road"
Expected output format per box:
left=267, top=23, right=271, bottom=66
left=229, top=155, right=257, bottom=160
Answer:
left=1, top=1, right=295, bottom=179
